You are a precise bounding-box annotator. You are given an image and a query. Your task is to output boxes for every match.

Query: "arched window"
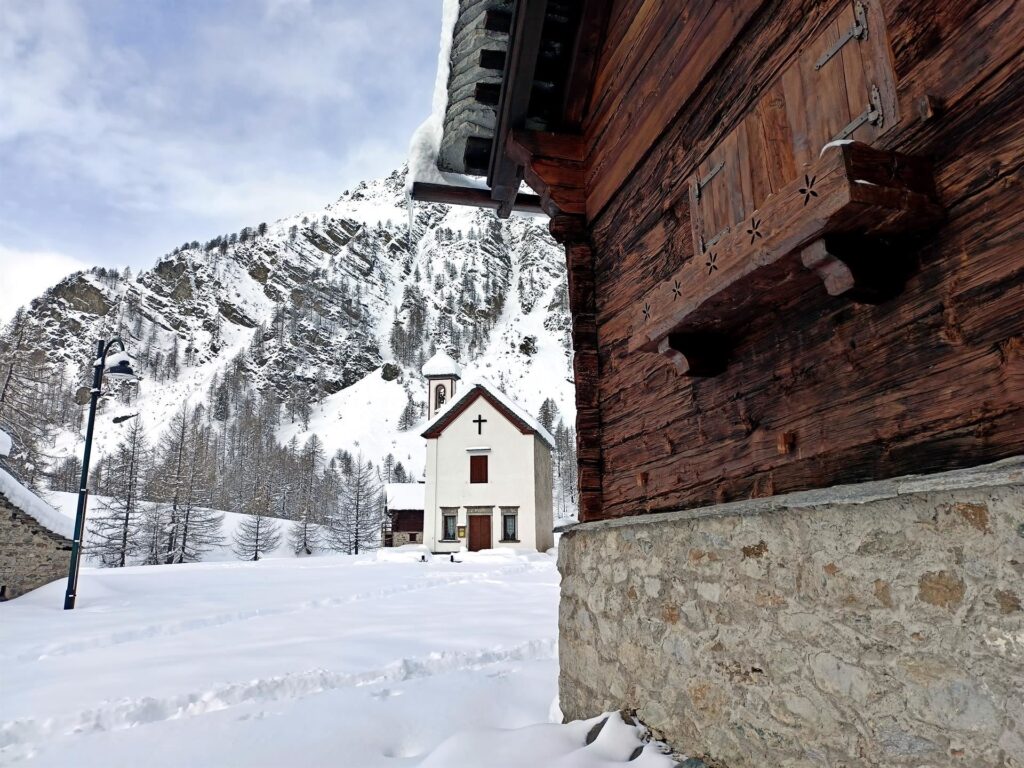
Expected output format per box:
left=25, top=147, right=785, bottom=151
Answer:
left=435, top=384, right=447, bottom=410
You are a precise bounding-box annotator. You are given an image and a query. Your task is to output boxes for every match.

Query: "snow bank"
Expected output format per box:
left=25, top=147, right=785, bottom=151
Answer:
left=0, top=467, right=73, bottom=539
left=374, top=544, right=433, bottom=563
left=415, top=711, right=676, bottom=767
left=0, top=550, right=566, bottom=766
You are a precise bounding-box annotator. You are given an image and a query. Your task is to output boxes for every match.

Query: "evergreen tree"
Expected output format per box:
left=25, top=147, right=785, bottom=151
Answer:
left=327, top=456, right=381, bottom=554
left=232, top=510, right=281, bottom=561
left=88, top=420, right=148, bottom=567
left=537, top=398, right=560, bottom=433
left=289, top=435, right=325, bottom=555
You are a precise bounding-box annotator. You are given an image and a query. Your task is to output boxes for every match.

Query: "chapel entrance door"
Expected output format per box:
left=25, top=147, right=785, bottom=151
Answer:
left=468, top=514, right=491, bottom=552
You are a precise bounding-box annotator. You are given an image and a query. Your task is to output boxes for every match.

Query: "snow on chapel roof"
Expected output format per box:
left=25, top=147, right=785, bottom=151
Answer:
left=385, top=483, right=425, bottom=511
left=422, top=350, right=463, bottom=378
left=421, top=379, right=555, bottom=448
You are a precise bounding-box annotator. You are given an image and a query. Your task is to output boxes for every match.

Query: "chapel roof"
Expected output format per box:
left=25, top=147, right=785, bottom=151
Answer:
left=422, top=350, right=463, bottom=378
left=420, top=379, right=555, bottom=448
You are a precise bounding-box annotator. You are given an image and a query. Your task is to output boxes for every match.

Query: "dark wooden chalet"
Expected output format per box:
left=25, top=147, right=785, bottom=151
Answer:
left=415, top=0, right=1024, bottom=523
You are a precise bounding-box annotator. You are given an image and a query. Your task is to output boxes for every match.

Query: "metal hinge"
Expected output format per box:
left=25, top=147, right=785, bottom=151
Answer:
left=833, top=84, right=883, bottom=140
left=814, top=1, right=868, bottom=71
left=693, top=161, right=725, bottom=202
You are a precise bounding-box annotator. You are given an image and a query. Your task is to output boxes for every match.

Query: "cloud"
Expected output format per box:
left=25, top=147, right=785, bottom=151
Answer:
left=0, top=0, right=440, bottom=268
left=0, top=245, right=88, bottom=322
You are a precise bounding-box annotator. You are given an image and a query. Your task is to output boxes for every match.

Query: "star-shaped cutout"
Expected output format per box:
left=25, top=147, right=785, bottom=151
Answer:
left=746, top=217, right=762, bottom=245
left=705, top=252, right=718, bottom=274
left=799, top=175, right=818, bottom=206
left=671, top=279, right=681, bottom=300
left=642, top=302, right=651, bottom=321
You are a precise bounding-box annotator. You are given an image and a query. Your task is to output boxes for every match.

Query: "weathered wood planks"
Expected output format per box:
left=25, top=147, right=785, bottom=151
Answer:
left=569, top=0, right=1024, bottom=520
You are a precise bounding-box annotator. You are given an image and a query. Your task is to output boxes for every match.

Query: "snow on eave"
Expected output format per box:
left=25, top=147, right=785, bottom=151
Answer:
left=407, top=0, right=473, bottom=191
left=0, top=467, right=73, bottom=540
left=420, top=378, right=556, bottom=449
left=385, top=482, right=426, bottom=511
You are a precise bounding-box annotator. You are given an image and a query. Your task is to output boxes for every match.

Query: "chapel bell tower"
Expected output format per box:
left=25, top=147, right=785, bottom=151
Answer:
left=422, top=350, right=462, bottom=420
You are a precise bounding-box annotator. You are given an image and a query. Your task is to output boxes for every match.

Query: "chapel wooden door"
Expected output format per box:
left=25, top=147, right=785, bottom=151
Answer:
left=468, top=515, right=491, bottom=552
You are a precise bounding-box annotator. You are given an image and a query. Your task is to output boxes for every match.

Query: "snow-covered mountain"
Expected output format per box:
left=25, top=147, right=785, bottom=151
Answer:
left=8, top=166, right=574, bottom=481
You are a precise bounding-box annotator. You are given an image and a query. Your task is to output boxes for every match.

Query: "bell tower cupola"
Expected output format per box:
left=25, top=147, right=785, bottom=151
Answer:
left=422, top=350, right=462, bottom=420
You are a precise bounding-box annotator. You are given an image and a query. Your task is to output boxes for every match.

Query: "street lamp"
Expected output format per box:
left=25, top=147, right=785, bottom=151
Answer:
left=64, top=337, right=139, bottom=610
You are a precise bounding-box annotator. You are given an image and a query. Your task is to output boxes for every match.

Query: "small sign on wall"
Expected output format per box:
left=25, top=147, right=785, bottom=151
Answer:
left=457, top=525, right=467, bottom=539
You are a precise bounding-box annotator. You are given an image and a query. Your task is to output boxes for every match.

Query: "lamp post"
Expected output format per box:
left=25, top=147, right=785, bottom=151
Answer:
left=64, top=337, right=139, bottom=610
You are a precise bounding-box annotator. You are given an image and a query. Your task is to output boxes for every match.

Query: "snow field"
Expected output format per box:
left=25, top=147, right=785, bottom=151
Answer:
left=0, top=550, right=674, bottom=767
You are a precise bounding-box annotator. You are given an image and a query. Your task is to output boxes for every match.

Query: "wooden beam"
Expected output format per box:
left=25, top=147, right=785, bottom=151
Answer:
left=560, top=0, right=612, bottom=128
left=488, top=0, right=549, bottom=217
left=507, top=130, right=586, bottom=215
left=410, top=182, right=546, bottom=215
left=629, top=143, right=944, bottom=371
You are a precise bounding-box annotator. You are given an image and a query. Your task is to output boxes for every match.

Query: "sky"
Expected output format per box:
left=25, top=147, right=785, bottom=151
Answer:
left=0, top=0, right=443, bottom=320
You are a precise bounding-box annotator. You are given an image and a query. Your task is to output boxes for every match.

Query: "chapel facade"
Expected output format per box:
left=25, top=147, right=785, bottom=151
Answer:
left=419, top=354, right=554, bottom=554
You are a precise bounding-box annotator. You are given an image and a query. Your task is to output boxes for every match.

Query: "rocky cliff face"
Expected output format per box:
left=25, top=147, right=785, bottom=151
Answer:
left=9, top=167, right=573, bottom=471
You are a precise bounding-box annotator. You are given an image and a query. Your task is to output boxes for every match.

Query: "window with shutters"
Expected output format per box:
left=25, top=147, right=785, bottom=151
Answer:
left=630, top=0, right=940, bottom=377
left=470, top=455, right=488, bottom=483
left=689, top=0, right=899, bottom=260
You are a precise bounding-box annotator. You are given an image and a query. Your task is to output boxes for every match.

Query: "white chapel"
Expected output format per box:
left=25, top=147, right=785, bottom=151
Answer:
left=419, top=352, right=555, bottom=553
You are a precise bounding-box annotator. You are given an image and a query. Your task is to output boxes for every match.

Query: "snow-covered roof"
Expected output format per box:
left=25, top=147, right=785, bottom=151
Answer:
left=0, top=467, right=73, bottom=540
left=422, top=350, right=463, bottom=378
left=385, top=483, right=425, bottom=511
left=421, top=378, right=555, bottom=448
left=0, top=428, right=11, bottom=458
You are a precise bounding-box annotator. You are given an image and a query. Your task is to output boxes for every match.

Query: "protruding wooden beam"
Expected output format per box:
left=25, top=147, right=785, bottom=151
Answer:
left=410, top=182, right=545, bottom=215
left=506, top=130, right=585, bottom=215
left=800, top=239, right=855, bottom=296
left=657, top=334, right=729, bottom=377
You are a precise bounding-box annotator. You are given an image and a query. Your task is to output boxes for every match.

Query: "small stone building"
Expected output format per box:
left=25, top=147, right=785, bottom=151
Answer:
left=383, top=483, right=426, bottom=547
left=0, top=431, right=72, bottom=600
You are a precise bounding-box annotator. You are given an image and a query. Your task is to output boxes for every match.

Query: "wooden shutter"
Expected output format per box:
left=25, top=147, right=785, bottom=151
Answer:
left=688, top=0, right=899, bottom=259
left=470, top=455, right=489, bottom=483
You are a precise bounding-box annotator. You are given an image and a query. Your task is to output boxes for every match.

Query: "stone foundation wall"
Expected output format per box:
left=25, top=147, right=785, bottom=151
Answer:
left=558, top=459, right=1024, bottom=767
left=0, top=494, right=72, bottom=599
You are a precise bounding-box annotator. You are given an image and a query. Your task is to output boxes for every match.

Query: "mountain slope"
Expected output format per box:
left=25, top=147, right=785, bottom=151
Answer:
left=7, top=167, right=575, bottom=490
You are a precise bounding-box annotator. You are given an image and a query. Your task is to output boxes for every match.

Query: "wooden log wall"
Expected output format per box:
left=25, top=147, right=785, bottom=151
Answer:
left=576, top=0, right=1024, bottom=520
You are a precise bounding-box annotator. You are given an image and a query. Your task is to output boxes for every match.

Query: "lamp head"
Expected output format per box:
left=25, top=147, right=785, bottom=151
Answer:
left=104, top=351, right=139, bottom=382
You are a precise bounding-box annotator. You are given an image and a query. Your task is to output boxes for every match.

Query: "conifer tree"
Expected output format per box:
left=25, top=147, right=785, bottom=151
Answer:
left=88, top=420, right=149, bottom=567
left=232, top=509, right=281, bottom=561
left=328, top=455, right=381, bottom=555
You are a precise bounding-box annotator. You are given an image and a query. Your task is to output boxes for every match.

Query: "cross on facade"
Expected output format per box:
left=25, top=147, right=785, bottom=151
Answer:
left=473, top=414, right=487, bottom=434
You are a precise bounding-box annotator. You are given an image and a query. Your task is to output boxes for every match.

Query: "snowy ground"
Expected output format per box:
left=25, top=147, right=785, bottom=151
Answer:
left=0, top=549, right=673, bottom=767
